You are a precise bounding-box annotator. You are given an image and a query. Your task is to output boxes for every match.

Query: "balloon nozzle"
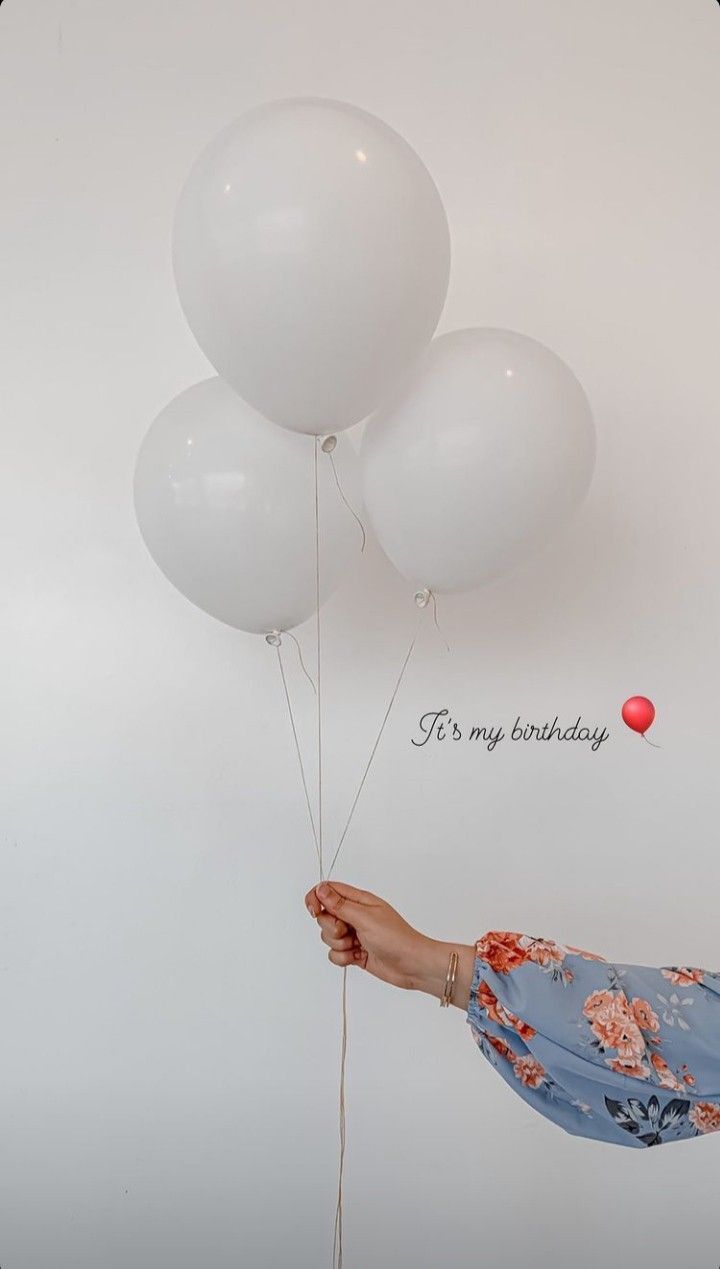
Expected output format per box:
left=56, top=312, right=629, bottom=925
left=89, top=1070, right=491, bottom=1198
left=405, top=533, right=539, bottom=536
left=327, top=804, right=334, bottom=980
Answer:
left=414, top=588, right=431, bottom=609
left=321, top=435, right=337, bottom=453
left=265, top=630, right=283, bottom=647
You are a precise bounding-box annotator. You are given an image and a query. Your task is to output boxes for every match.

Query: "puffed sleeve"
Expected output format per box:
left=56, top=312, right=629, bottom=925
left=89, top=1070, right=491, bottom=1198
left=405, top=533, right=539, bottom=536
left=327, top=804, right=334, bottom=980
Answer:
left=466, top=931, right=720, bottom=1148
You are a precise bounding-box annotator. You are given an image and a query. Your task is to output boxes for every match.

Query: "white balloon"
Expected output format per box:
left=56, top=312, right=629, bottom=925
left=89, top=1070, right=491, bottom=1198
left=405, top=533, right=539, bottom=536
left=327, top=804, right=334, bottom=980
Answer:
left=134, top=378, right=362, bottom=634
left=361, top=329, right=596, bottom=593
left=172, top=98, right=450, bottom=435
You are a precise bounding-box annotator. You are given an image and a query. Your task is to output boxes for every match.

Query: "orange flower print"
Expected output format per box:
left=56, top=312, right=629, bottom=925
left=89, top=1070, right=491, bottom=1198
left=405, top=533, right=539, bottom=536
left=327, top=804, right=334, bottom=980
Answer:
left=582, top=989, right=661, bottom=1080
left=519, top=936, right=574, bottom=984
left=477, top=980, right=537, bottom=1041
left=606, top=1057, right=651, bottom=1080
left=523, top=938, right=565, bottom=968
left=487, top=1033, right=515, bottom=1062
left=631, top=998, right=660, bottom=1034
left=475, top=931, right=528, bottom=974
left=689, top=1103, right=720, bottom=1135
left=475, top=931, right=584, bottom=985
left=582, top=988, right=695, bottom=1091
left=513, top=1055, right=546, bottom=1088
left=583, top=991, right=646, bottom=1057
left=477, top=980, right=498, bottom=1014
left=582, top=989, right=615, bottom=1021
left=661, top=967, right=704, bottom=987
left=650, top=1052, right=686, bottom=1092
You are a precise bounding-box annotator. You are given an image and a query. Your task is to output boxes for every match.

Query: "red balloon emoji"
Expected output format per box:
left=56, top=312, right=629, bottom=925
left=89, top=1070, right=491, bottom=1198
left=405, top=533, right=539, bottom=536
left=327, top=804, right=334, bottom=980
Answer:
left=621, top=696, right=659, bottom=747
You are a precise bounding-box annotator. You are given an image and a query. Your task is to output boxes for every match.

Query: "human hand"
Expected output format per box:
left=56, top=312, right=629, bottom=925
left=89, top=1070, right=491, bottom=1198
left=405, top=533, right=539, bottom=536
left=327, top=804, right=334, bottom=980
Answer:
left=305, top=880, right=475, bottom=1008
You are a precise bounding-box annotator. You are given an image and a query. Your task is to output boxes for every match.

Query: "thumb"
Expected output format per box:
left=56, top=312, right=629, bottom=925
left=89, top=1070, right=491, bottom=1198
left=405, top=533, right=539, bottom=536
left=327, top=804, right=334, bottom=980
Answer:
left=314, top=880, right=373, bottom=925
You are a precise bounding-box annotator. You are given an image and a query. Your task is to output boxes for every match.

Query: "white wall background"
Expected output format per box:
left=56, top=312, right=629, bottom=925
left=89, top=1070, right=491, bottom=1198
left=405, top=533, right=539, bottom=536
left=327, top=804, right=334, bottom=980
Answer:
left=1, top=1, right=719, bottom=1265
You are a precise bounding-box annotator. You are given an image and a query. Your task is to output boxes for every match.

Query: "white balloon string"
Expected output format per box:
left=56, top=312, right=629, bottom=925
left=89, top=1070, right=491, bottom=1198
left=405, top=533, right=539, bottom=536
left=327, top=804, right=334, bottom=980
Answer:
left=315, top=437, right=347, bottom=1269
left=273, top=643, right=321, bottom=870
left=329, top=605, right=427, bottom=1266
left=641, top=733, right=662, bottom=749
left=430, top=590, right=451, bottom=653
left=284, top=629, right=317, bottom=695
left=327, top=450, right=366, bottom=553
left=332, top=966, right=348, bottom=1269
left=327, top=605, right=426, bottom=880
left=314, top=437, right=324, bottom=881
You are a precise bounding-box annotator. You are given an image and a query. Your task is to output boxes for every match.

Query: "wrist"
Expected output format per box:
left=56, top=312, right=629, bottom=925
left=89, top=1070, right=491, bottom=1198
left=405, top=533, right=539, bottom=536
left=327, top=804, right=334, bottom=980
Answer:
left=409, top=936, right=476, bottom=1010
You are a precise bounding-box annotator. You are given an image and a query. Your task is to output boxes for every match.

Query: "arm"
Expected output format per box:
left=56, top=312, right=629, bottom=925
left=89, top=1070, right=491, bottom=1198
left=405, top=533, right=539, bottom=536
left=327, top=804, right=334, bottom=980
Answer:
left=305, top=881, right=720, bottom=1148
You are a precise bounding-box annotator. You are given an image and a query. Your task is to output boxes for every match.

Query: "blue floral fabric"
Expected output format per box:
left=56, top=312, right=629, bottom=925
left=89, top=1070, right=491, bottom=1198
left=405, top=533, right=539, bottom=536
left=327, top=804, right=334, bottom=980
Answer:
left=466, top=931, right=720, bottom=1147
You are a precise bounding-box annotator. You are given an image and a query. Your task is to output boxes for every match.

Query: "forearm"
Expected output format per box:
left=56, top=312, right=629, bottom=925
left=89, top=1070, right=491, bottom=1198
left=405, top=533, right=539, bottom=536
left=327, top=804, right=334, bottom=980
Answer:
left=409, top=936, right=476, bottom=1010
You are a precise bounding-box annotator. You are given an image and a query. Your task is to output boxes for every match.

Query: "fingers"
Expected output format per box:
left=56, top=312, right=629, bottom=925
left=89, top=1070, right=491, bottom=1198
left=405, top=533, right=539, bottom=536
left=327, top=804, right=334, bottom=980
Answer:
left=317, top=911, right=349, bottom=937
left=319, top=911, right=355, bottom=952
left=304, top=893, right=351, bottom=941
left=322, top=880, right=373, bottom=904
left=303, top=881, right=374, bottom=973
left=328, top=946, right=368, bottom=969
left=317, top=911, right=351, bottom=943
left=322, top=930, right=355, bottom=952
left=308, top=880, right=374, bottom=923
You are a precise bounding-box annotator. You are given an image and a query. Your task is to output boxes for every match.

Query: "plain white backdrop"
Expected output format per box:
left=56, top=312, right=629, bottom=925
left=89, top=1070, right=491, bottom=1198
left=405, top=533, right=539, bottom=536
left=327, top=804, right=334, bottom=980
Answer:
left=1, top=1, right=719, bottom=1266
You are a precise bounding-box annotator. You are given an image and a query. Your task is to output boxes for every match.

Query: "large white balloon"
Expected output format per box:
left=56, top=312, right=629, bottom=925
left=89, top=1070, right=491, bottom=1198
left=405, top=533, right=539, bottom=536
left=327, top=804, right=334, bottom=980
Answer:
left=134, top=378, right=362, bottom=634
left=361, top=329, right=596, bottom=593
left=172, top=98, right=450, bottom=435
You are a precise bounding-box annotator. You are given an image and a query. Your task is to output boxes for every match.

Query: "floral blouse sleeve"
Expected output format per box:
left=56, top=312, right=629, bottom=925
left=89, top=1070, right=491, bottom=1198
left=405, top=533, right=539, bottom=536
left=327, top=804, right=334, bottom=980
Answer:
left=466, top=931, right=720, bottom=1147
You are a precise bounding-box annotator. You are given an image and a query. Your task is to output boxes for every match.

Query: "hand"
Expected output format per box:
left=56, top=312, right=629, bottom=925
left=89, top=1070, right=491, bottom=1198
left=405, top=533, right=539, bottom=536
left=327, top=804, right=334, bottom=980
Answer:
left=305, top=880, right=475, bottom=1009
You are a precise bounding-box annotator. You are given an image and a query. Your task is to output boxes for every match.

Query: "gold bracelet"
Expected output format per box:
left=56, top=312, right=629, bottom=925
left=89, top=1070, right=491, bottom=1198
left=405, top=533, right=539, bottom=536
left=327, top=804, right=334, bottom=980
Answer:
left=440, top=950, right=459, bottom=1008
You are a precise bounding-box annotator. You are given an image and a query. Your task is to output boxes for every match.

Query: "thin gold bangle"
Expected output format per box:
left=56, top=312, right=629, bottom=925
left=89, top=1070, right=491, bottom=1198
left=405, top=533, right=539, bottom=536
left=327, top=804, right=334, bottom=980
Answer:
left=440, top=950, right=459, bottom=1008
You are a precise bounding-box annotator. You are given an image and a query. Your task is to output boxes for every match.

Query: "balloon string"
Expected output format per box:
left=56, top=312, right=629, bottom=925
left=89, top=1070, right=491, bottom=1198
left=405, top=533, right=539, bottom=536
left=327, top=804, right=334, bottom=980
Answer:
left=430, top=590, right=451, bottom=654
left=284, top=629, right=317, bottom=695
left=273, top=643, right=321, bottom=870
left=314, top=438, right=324, bottom=881
left=327, top=605, right=427, bottom=1268
left=277, top=448, right=427, bottom=1268
left=332, top=966, right=348, bottom=1269
left=315, top=443, right=426, bottom=1267
left=327, top=605, right=426, bottom=880
left=314, top=438, right=344, bottom=1269
left=275, top=594, right=426, bottom=1268
left=327, top=450, right=366, bottom=553
left=270, top=592, right=344, bottom=1269
left=641, top=733, right=662, bottom=749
